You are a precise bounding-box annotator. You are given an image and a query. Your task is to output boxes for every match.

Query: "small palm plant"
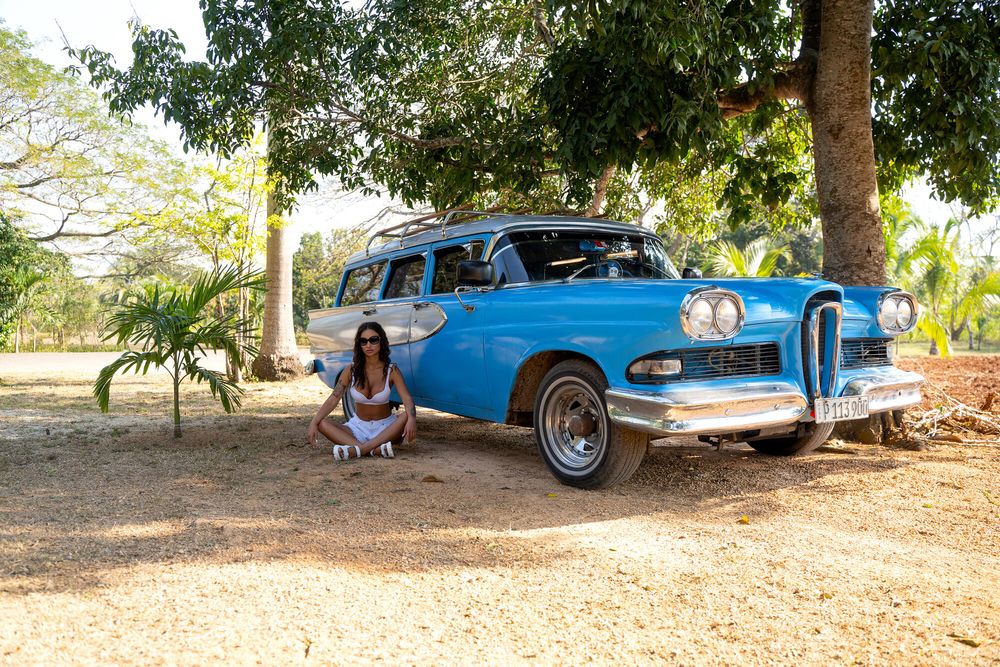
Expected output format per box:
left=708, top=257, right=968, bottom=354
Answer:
left=707, top=238, right=790, bottom=277
left=94, top=266, right=264, bottom=438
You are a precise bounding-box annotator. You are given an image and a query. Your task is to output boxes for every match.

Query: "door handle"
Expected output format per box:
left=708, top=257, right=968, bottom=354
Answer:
left=413, top=302, right=433, bottom=309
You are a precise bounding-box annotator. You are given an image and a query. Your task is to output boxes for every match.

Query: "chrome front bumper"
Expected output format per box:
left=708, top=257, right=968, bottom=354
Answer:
left=605, top=381, right=809, bottom=437
left=842, top=367, right=924, bottom=413
left=605, top=368, right=925, bottom=438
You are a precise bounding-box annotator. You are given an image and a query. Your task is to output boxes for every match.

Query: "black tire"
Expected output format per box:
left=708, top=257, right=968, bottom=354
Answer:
left=746, top=422, right=835, bottom=456
left=533, top=360, right=647, bottom=489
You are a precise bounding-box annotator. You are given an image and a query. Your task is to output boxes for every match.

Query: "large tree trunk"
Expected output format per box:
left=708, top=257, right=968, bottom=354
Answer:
left=810, top=0, right=886, bottom=287
left=250, top=189, right=303, bottom=381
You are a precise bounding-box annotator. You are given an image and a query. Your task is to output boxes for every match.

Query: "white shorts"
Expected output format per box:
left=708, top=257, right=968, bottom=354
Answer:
left=344, top=414, right=400, bottom=442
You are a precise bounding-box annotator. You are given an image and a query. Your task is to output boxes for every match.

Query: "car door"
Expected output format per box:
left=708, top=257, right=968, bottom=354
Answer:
left=408, top=238, right=491, bottom=411
left=307, top=254, right=422, bottom=382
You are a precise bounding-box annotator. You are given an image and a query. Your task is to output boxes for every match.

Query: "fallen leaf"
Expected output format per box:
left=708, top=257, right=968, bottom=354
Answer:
left=947, top=633, right=981, bottom=648
left=546, top=493, right=558, bottom=499
left=820, top=592, right=833, bottom=600
left=327, top=499, right=339, bottom=506
left=922, top=503, right=934, bottom=508
left=422, top=475, right=444, bottom=483
left=738, top=515, right=750, bottom=525
left=930, top=433, right=963, bottom=443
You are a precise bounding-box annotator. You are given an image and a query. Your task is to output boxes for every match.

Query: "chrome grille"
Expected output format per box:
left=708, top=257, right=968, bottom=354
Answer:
left=801, top=293, right=842, bottom=399
left=677, top=343, right=781, bottom=381
left=841, top=338, right=892, bottom=369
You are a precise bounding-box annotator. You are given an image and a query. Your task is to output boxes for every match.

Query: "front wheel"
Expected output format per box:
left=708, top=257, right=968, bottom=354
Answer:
left=746, top=422, right=835, bottom=456
left=533, top=360, right=647, bottom=489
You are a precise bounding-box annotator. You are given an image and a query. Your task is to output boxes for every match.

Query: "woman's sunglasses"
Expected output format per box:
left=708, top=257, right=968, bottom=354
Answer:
left=358, top=335, right=381, bottom=346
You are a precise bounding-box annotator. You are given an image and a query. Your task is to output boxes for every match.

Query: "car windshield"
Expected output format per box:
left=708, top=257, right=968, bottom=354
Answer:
left=495, top=230, right=680, bottom=283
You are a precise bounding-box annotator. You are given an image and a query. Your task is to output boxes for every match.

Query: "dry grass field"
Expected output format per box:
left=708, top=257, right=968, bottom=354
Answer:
left=0, top=355, right=998, bottom=665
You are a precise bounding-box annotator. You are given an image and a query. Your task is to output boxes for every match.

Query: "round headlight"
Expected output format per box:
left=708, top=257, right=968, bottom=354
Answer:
left=688, top=298, right=714, bottom=335
left=879, top=298, right=898, bottom=330
left=896, top=299, right=913, bottom=329
left=714, top=298, right=740, bottom=334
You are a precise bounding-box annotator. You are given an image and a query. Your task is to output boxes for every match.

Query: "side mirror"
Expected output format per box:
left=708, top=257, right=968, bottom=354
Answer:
left=683, top=267, right=703, bottom=279
left=457, top=260, right=494, bottom=287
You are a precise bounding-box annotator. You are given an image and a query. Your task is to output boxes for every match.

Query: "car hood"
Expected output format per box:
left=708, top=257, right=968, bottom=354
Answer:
left=508, top=277, right=843, bottom=324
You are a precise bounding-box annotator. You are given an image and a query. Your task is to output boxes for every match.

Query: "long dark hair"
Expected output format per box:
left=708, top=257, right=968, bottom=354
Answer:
left=352, top=320, right=390, bottom=389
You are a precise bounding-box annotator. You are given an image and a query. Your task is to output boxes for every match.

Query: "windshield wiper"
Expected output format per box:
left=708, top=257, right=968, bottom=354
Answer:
left=638, top=262, right=672, bottom=278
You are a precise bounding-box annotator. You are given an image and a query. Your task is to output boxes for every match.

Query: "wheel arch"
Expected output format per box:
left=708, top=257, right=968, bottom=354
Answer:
left=504, top=349, right=605, bottom=426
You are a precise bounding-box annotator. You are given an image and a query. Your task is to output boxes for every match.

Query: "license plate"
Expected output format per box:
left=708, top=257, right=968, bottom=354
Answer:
left=814, top=396, right=869, bottom=423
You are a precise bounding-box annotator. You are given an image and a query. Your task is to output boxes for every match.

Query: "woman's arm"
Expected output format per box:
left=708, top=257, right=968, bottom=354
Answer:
left=391, top=365, right=417, bottom=443
left=307, top=366, right=351, bottom=445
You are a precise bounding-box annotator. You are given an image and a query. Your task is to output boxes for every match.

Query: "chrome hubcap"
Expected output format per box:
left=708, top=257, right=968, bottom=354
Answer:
left=541, top=377, right=606, bottom=473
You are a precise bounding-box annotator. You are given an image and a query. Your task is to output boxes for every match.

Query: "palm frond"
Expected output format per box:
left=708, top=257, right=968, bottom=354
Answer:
left=707, top=239, right=788, bottom=277
left=956, top=271, right=1000, bottom=321
left=94, top=350, right=169, bottom=412
left=707, top=240, right=746, bottom=277
left=916, top=310, right=952, bottom=358
left=185, top=362, right=244, bottom=413
left=183, top=265, right=265, bottom=314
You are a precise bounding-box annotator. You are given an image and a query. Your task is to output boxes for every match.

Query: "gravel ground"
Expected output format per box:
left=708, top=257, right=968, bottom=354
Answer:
left=0, top=355, right=998, bottom=665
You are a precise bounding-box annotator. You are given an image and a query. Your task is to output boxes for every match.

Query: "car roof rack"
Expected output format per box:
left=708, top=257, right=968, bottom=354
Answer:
left=364, top=207, right=523, bottom=256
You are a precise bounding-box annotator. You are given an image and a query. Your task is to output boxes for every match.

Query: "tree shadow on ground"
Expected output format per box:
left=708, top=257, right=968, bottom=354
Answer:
left=0, top=407, right=917, bottom=596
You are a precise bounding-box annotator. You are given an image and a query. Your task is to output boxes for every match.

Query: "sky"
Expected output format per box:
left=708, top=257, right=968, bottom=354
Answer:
left=0, top=0, right=397, bottom=250
left=2, top=0, right=994, bottom=257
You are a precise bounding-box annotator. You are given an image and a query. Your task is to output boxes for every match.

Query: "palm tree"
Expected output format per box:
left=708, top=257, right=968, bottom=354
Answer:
left=707, top=238, right=790, bottom=277
left=94, top=265, right=264, bottom=438
left=954, top=269, right=1000, bottom=350
left=3, top=267, right=53, bottom=353
left=881, top=197, right=921, bottom=282
left=897, top=219, right=961, bottom=356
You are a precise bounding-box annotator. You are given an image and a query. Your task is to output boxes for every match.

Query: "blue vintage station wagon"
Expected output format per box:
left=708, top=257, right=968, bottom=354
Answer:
left=307, top=211, right=924, bottom=488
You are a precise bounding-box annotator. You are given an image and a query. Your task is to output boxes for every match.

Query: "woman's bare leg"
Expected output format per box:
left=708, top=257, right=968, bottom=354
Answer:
left=317, top=420, right=361, bottom=447
left=357, top=413, right=407, bottom=455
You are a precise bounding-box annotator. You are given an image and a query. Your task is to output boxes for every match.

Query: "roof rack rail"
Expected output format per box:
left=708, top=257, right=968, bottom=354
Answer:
left=364, top=208, right=521, bottom=256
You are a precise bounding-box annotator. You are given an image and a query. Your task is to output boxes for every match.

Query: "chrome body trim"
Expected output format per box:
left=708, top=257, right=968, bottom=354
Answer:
left=307, top=300, right=448, bottom=354
left=808, top=301, right=842, bottom=400
left=605, top=381, right=808, bottom=437
left=842, top=367, right=925, bottom=413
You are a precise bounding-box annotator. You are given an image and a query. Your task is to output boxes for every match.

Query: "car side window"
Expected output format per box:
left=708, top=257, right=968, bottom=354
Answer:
left=340, top=261, right=387, bottom=306
left=384, top=254, right=426, bottom=299
left=431, top=241, right=485, bottom=294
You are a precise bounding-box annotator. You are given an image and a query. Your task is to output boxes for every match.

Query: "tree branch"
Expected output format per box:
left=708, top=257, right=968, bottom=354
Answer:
left=585, top=164, right=616, bottom=217
left=716, top=57, right=816, bottom=120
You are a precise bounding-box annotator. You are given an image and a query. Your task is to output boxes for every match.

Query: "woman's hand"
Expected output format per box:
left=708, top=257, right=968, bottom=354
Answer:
left=307, top=421, right=319, bottom=447
left=403, top=416, right=416, bottom=443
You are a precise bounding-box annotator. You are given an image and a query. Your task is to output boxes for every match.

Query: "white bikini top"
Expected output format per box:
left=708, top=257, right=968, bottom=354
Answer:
left=349, top=363, right=393, bottom=405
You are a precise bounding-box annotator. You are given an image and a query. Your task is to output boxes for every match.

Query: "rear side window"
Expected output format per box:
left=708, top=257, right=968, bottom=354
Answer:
left=431, top=241, right=485, bottom=294
left=384, top=254, right=426, bottom=299
left=340, top=261, right=387, bottom=306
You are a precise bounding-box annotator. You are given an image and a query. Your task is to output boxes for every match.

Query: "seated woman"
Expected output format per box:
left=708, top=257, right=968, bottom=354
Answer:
left=307, top=321, right=416, bottom=460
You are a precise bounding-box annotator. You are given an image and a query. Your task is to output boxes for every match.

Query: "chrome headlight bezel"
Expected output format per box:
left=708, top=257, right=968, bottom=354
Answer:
left=680, top=288, right=746, bottom=340
left=877, top=290, right=919, bottom=335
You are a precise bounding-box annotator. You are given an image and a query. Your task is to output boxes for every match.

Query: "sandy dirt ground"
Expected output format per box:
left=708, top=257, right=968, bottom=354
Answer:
left=0, top=354, right=998, bottom=665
